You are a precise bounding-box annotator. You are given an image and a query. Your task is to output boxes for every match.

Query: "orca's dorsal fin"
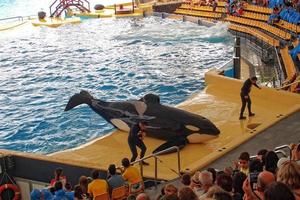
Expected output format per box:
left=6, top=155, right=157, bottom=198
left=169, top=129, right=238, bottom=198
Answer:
left=152, top=137, right=187, bottom=154
left=142, top=94, right=160, bottom=105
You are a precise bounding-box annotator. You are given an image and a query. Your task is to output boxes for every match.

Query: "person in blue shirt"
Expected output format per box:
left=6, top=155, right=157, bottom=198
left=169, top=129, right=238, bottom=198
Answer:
left=53, top=181, right=73, bottom=200
left=107, top=164, right=126, bottom=196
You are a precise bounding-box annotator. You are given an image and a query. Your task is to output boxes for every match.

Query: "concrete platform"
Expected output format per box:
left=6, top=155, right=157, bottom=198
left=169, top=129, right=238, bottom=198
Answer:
left=50, top=70, right=300, bottom=181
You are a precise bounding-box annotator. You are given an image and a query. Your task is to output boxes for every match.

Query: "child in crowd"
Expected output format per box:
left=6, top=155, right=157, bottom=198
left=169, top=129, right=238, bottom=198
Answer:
left=234, top=152, right=250, bottom=175
left=50, top=168, right=67, bottom=188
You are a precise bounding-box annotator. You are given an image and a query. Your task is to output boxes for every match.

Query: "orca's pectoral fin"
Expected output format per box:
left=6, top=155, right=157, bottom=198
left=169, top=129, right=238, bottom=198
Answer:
left=152, top=137, right=188, bottom=155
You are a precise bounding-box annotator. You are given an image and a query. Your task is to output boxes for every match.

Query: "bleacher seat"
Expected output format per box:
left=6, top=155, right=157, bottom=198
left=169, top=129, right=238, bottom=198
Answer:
left=95, top=193, right=110, bottom=200
left=175, top=8, right=222, bottom=19
left=111, top=186, right=128, bottom=200
left=280, top=46, right=297, bottom=79
left=243, top=3, right=272, bottom=14
left=226, top=15, right=291, bottom=40
left=242, top=11, right=269, bottom=21
left=229, top=24, right=280, bottom=46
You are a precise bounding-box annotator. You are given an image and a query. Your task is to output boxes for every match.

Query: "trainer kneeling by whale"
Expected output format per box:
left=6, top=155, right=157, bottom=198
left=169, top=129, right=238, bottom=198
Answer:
left=64, top=91, right=220, bottom=157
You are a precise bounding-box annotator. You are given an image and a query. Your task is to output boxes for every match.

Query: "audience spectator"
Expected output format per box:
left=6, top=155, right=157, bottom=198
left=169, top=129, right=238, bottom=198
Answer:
left=121, top=157, right=144, bottom=194
left=235, top=152, right=250, bottom=175
left=291, top=143, right=300, bottom=163
left=65, top=182, right=72, bottom=192
left=121, top=158, right=142, bottom=184
left=107, top=164, right=126, bottom=195
left=74, top=185, right=87, bottom=200
left=243, top=171, right=275, bottom=200
left=268, top=6, right=281, bottom=24
left=232, top=171, right=247, bottom=200
left=212, top=0, right=218, bottom=11
left=249, top=159, right=264, bottom=173
left=264, top=151, right=279, bottom=174
left=277, top=143, right=300, bottom=167
left=198, top=170, right=214, bottom=199
left=136, top=193, right=151, bottom=200
left=50, top=167, right=67, bottom=188
left=79, top=175, right=89, bottom=198
left=217, top=174, right=233, bottom=193
left=178, top=187, right=199, bottom=200
left=53, top=181, right=72, bottom=200
left=256, top=149, right=268, bottom=166
left=164, top=194, right=180, bottom=200
left=158, top=184, right=178, bottom=200
left=206, top=185, right=226, bottom=198
left=277, top=161, right=300, bottom=199
left=31, top=188, right=53, bottom=200
left=164, top=184, right=178, bottom=196
left=190, top=171, right=201, bottom=189
left=224, top=166, right=234, bottom=176
left=213, top=191, right=233, bottom=200
left=87, top=169, right=109, bottom=199
left=264, top=182, right=296, bottom=200
left=207, top=168, right=217, bottom=184
left=157, top=187, right=166, bottom=200
left=180, top=173, right=191, bottom=187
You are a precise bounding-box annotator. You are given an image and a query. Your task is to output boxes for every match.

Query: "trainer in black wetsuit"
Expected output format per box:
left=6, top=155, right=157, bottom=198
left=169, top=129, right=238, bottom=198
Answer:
left=128, top=122, right=149, bottom=165
left=239, top=76, right=261, bottom=120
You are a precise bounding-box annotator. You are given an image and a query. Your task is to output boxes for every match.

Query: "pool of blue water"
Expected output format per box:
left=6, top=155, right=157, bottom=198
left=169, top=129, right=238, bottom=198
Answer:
left=0, top=15, right=233, bottom=154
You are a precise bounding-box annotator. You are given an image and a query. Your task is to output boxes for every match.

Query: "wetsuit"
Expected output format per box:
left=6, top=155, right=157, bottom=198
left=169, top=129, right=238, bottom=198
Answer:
left=240, top=78, right=260, bottom=117
left=128, top=124, right=146, bottom=163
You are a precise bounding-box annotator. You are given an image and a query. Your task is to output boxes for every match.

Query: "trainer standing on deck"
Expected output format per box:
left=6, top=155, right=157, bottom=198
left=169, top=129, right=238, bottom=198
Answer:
left=128, top=121, right=149, bottom=165
left=239, top=76, right=261, bottom=120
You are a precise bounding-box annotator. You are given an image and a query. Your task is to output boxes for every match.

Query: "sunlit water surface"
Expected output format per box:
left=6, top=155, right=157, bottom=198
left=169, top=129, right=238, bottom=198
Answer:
left=0, top=15, right=233, bottom=154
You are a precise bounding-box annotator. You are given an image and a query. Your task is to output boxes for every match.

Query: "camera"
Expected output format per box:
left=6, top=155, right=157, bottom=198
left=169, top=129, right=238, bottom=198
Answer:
left=249, top=172, right=259, bottom=190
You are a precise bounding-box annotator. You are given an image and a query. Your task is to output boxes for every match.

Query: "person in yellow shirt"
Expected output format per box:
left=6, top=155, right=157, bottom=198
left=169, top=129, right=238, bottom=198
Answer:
left=87, top=169, right=109, bottom=199
left=121, top=158, right=144, bottom=194
left=121, top=158, right=142, bottom=184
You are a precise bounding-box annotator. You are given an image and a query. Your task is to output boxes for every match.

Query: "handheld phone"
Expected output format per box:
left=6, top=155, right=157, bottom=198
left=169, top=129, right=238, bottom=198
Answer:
left=249, top=172, right=259, bottom=191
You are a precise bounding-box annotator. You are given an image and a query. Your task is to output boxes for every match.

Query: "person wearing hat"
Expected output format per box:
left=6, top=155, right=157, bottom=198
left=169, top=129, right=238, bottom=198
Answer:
left=239, top=76, right=261, bottom=120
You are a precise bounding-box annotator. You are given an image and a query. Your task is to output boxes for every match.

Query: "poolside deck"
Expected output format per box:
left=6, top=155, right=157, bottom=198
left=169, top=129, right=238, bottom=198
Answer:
left=50, top=70, right=300, bottom=180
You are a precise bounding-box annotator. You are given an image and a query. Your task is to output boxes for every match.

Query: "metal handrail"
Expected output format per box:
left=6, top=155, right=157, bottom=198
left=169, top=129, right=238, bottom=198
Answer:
left=131, top=146, right=181, bottom=188
left=0, top=15, right=36, bottom=24
left=276, top=79, right=300, bottom=90
left=274, top=150, right=287, bottom=157
left=274, top=144, right=291, bottom=158
left=0, top=16, right=24, bottom=22
left=274, top=46, right=284, bottom=85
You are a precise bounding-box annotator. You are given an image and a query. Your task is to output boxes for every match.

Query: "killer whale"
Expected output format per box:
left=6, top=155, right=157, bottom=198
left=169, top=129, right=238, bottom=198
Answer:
left=65, top=91, right=220, bottom=153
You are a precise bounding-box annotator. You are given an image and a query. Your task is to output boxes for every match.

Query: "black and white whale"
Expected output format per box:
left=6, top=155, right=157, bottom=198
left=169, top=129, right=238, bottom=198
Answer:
left=65, top=91, right=220, bottom=153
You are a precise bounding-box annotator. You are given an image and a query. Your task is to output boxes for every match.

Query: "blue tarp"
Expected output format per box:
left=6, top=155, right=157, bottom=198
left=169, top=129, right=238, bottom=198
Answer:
left=279, top=7, right=300, bottom=24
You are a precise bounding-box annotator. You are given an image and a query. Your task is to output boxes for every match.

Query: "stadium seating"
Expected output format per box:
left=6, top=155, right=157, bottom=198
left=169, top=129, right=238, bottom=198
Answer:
left=226, top=15, right=291, bottom=40
left=243, top=3, right=272, bottom=14
left=229, top=24, right=280, bottom=46
left=242, top=11, right=269, bottom=21
left=280, top=47, right=297, bottom=79
left=175, top=8, right=222, bottom=19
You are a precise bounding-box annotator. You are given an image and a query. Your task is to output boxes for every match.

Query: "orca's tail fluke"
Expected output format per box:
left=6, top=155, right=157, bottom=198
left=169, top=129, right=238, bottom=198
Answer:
left=64, top=90, right=93, bottom=111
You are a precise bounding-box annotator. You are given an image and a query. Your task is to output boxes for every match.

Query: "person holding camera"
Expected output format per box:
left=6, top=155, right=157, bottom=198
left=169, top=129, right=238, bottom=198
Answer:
left=128, top=121, right=149, bottom=165
left=243, top=170, right=275, bottom=200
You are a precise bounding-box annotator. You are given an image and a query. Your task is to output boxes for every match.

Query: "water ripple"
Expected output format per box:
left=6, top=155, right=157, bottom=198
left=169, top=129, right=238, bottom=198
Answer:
left=0, top=17, right=233, bottom=154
